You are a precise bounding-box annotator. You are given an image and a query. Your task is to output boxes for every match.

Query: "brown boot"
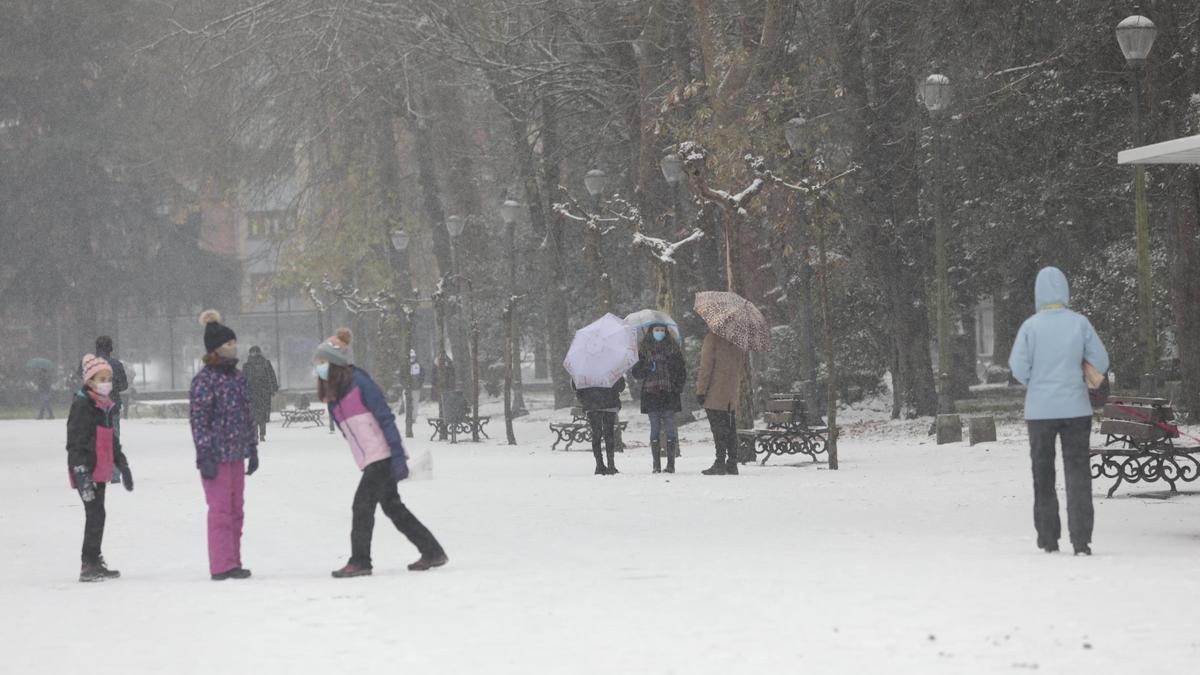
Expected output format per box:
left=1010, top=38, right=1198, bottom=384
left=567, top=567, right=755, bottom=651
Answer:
left=408, top=552, right=449, bottom=571
left=331, top=562, right=373, bottom=578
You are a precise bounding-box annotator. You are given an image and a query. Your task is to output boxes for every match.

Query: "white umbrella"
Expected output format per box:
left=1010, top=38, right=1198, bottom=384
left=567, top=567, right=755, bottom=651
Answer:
left=624, top=309, right=682, bottom=343
left=563, top=313, right=638, bottom=389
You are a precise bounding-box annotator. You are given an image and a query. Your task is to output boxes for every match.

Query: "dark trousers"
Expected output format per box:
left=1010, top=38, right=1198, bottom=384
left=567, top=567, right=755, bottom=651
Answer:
left=706, top=409, right=737, bottom=462
left=588, top=411, right=617, bottom=454
left=37, top=392, right=54, bottom=419
left=350, top=460, right=442, bottom=567
left=1028, top=416, right=1094, bottom=547
left=257, top=421, right=267, bottom=440
left=79, top=481, right=107, bottom=563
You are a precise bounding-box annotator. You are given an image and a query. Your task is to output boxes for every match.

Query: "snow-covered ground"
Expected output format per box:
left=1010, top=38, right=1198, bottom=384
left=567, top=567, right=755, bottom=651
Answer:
left=2, top=397, right=1198, bottom=674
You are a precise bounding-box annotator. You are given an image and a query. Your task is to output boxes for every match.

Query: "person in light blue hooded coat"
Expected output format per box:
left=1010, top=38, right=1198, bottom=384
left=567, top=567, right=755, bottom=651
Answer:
left=1008, top=266, right=1109, bottom=556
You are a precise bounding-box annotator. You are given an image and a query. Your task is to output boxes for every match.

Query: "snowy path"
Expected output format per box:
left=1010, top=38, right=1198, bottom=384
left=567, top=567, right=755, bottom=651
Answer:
left=2, top=408, right=1198, bottom=674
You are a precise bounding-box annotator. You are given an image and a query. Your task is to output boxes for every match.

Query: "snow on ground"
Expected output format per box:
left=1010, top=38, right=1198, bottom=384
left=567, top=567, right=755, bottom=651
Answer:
left=2, top=397, right=1199, bottom=674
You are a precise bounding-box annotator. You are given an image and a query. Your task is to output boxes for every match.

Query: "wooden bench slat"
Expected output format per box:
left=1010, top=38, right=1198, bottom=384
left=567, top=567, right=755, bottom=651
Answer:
left=763, top=412, right=795, bottom=425
left=765, top=400, right=798, bottom=413
left=1102, top=403, right=1173, bottom=423
left=1100, top=419, right=1177, bottom=439
left=1106, top=396, right=1170, bottom=407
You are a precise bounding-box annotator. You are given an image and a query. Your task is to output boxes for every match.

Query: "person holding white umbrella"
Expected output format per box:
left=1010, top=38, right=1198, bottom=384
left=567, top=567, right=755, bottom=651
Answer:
left=564, top=314, right=639, bottom=475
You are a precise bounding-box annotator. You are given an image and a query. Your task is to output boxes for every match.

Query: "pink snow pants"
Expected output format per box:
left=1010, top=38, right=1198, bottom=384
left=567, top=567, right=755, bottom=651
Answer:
left=201, top=460, right=245, bottom=575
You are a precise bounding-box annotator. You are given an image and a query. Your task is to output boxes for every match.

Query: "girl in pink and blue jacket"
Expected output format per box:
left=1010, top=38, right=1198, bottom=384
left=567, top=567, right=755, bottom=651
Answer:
left=316, top=329, right=447, bottom=578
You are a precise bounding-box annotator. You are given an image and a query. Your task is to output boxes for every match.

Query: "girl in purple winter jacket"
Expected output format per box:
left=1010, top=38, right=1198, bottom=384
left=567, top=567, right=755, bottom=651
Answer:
left=316, top=329, right=447, bottom=578
left=189, top=310, right=258, bottom=581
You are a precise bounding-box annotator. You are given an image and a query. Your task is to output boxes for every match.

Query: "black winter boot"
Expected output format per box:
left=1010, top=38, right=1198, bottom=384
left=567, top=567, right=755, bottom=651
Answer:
left=605, top=449, right=619, bottom=475
left=665, top=439, right=676, bottom=473
left=651, top=440, right=662, bottom=473
left=593, top=449, right=606, bottom=475
left=79, top=557, right=120, bottom=582
left=702, top=448, right=727, bottom=475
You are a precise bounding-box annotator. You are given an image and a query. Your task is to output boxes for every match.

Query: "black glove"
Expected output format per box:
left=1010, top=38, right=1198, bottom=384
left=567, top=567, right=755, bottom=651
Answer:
left=246, top=449, right=259, bottom=476
left=697, top=394, right=706, bottom=407
left=118, top=462, right=134, bottom=492
left=198, top=457, right=218, bottom=480
left=72, top=465, right=96, bottom=502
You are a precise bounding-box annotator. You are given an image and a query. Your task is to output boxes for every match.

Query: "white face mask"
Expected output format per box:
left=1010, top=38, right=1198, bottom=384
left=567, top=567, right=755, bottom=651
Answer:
left=94, top=382, right=113, bottom=397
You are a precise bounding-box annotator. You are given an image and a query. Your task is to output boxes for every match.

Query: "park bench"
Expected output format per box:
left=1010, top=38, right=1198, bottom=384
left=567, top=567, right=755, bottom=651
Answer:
left=280, top=396, right=325, bottom=428
left=735, top=392, right=829, bottom=465
left=428, top=390, right=490, bottom=443
left=549, top=407, right=627, bottom=452
left=1090, top=395, right=1200, bottom=497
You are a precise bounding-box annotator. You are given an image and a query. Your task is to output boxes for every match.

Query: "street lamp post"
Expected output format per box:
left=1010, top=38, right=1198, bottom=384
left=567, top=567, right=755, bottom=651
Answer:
left=783, top=119, right=819, bottom=387
left=659, top=154, right=686, bottom=314
left=389, top=228, right=416, bottom=438
left=500, top=199, right=528, bottom=416
left=583, top=168, right=614, bottom=314
left=584, top=168, right=609, bottom=213
left=1117, top=14, right=1159, bottom=394
left=782, top=117, right=841, bottom=469
left=922, top=73, right=954, bottom=416
left=446, top=215, right=465, bottom=279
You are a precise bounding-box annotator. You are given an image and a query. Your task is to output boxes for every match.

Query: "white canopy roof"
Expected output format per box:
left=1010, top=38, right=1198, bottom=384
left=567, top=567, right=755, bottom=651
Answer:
left=1118, top=134, right=1200, bottom=165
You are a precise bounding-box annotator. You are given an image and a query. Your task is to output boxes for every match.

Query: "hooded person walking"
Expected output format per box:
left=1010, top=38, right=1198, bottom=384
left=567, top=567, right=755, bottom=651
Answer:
left=67, top=354, right=134, bottom=582
left=242, top=346, right=279, bottom=442
left=317, top=329, right=447, bottom=578
left=189, top=310, right=259, bottom=580
left=1008, top=267, right=1109, bottom=556
left=630, top=323, right=687, bottom=473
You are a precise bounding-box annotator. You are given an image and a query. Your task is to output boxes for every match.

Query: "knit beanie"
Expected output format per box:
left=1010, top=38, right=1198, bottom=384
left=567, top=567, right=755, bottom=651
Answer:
left=315, top=328, right=354, bottom=367
left=200, top=309, right=237, bottom=353
left=81, top=353, right=112, bottom=383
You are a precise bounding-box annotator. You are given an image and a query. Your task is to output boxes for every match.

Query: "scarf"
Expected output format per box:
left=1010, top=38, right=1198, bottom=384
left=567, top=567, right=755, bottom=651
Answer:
left=641, top=347, right=674, bottom=395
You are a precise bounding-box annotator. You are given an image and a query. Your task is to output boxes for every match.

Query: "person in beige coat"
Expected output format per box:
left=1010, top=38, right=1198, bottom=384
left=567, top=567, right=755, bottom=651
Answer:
left=696, top=331, right=746, bottom=475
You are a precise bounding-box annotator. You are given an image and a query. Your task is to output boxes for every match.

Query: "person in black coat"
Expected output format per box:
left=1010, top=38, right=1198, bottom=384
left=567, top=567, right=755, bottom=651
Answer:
left=630, top=323, right=687, bottom=473
left=68, top=354, right=134, bottom=582
left=242, top=346, right=279, bottom=442
left=574, top=377, right=626, bottom=475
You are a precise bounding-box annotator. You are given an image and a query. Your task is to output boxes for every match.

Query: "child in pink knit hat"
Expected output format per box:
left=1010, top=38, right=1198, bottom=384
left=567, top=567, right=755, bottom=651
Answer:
left=67, top=354, right=134, bottom=582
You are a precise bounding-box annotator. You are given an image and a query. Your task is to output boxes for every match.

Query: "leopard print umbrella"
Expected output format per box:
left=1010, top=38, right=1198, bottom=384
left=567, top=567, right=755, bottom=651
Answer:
left=693, top=291, right=771, bottom=352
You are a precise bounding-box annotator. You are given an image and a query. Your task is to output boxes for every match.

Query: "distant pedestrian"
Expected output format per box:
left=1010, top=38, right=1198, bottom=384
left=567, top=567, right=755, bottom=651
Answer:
left=630, top=323, right=687, bottom=474
left=189, top=310, right=258, bottom=581
left=318, top=329, right=447, bottom=578
left=697, top=331, right=746, bottom=476
left=67, top=353, right=134, bottom=582
left=430, top=356, right=455, bottom=402
left=35, top=368, right=54, bottom=420
left=409, top=349, right=424, bottom=413
left=1008, top=267, right=1109, bottom=556
left=575, top=377, right=626, bottom=475
left=242, top=346, right=279, bottom=442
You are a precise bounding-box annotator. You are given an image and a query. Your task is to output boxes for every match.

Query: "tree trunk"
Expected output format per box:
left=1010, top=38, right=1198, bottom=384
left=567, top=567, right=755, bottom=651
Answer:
left=538, top=102, right=575, bottom=407
left=831, top=0, right=936, bottom=417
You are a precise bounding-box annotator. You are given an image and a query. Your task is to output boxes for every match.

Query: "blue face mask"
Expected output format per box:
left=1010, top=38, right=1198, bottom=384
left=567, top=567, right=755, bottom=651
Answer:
left=316, top=363, right=330, bottom=381
left=653, top=330, right=667, bottom=342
